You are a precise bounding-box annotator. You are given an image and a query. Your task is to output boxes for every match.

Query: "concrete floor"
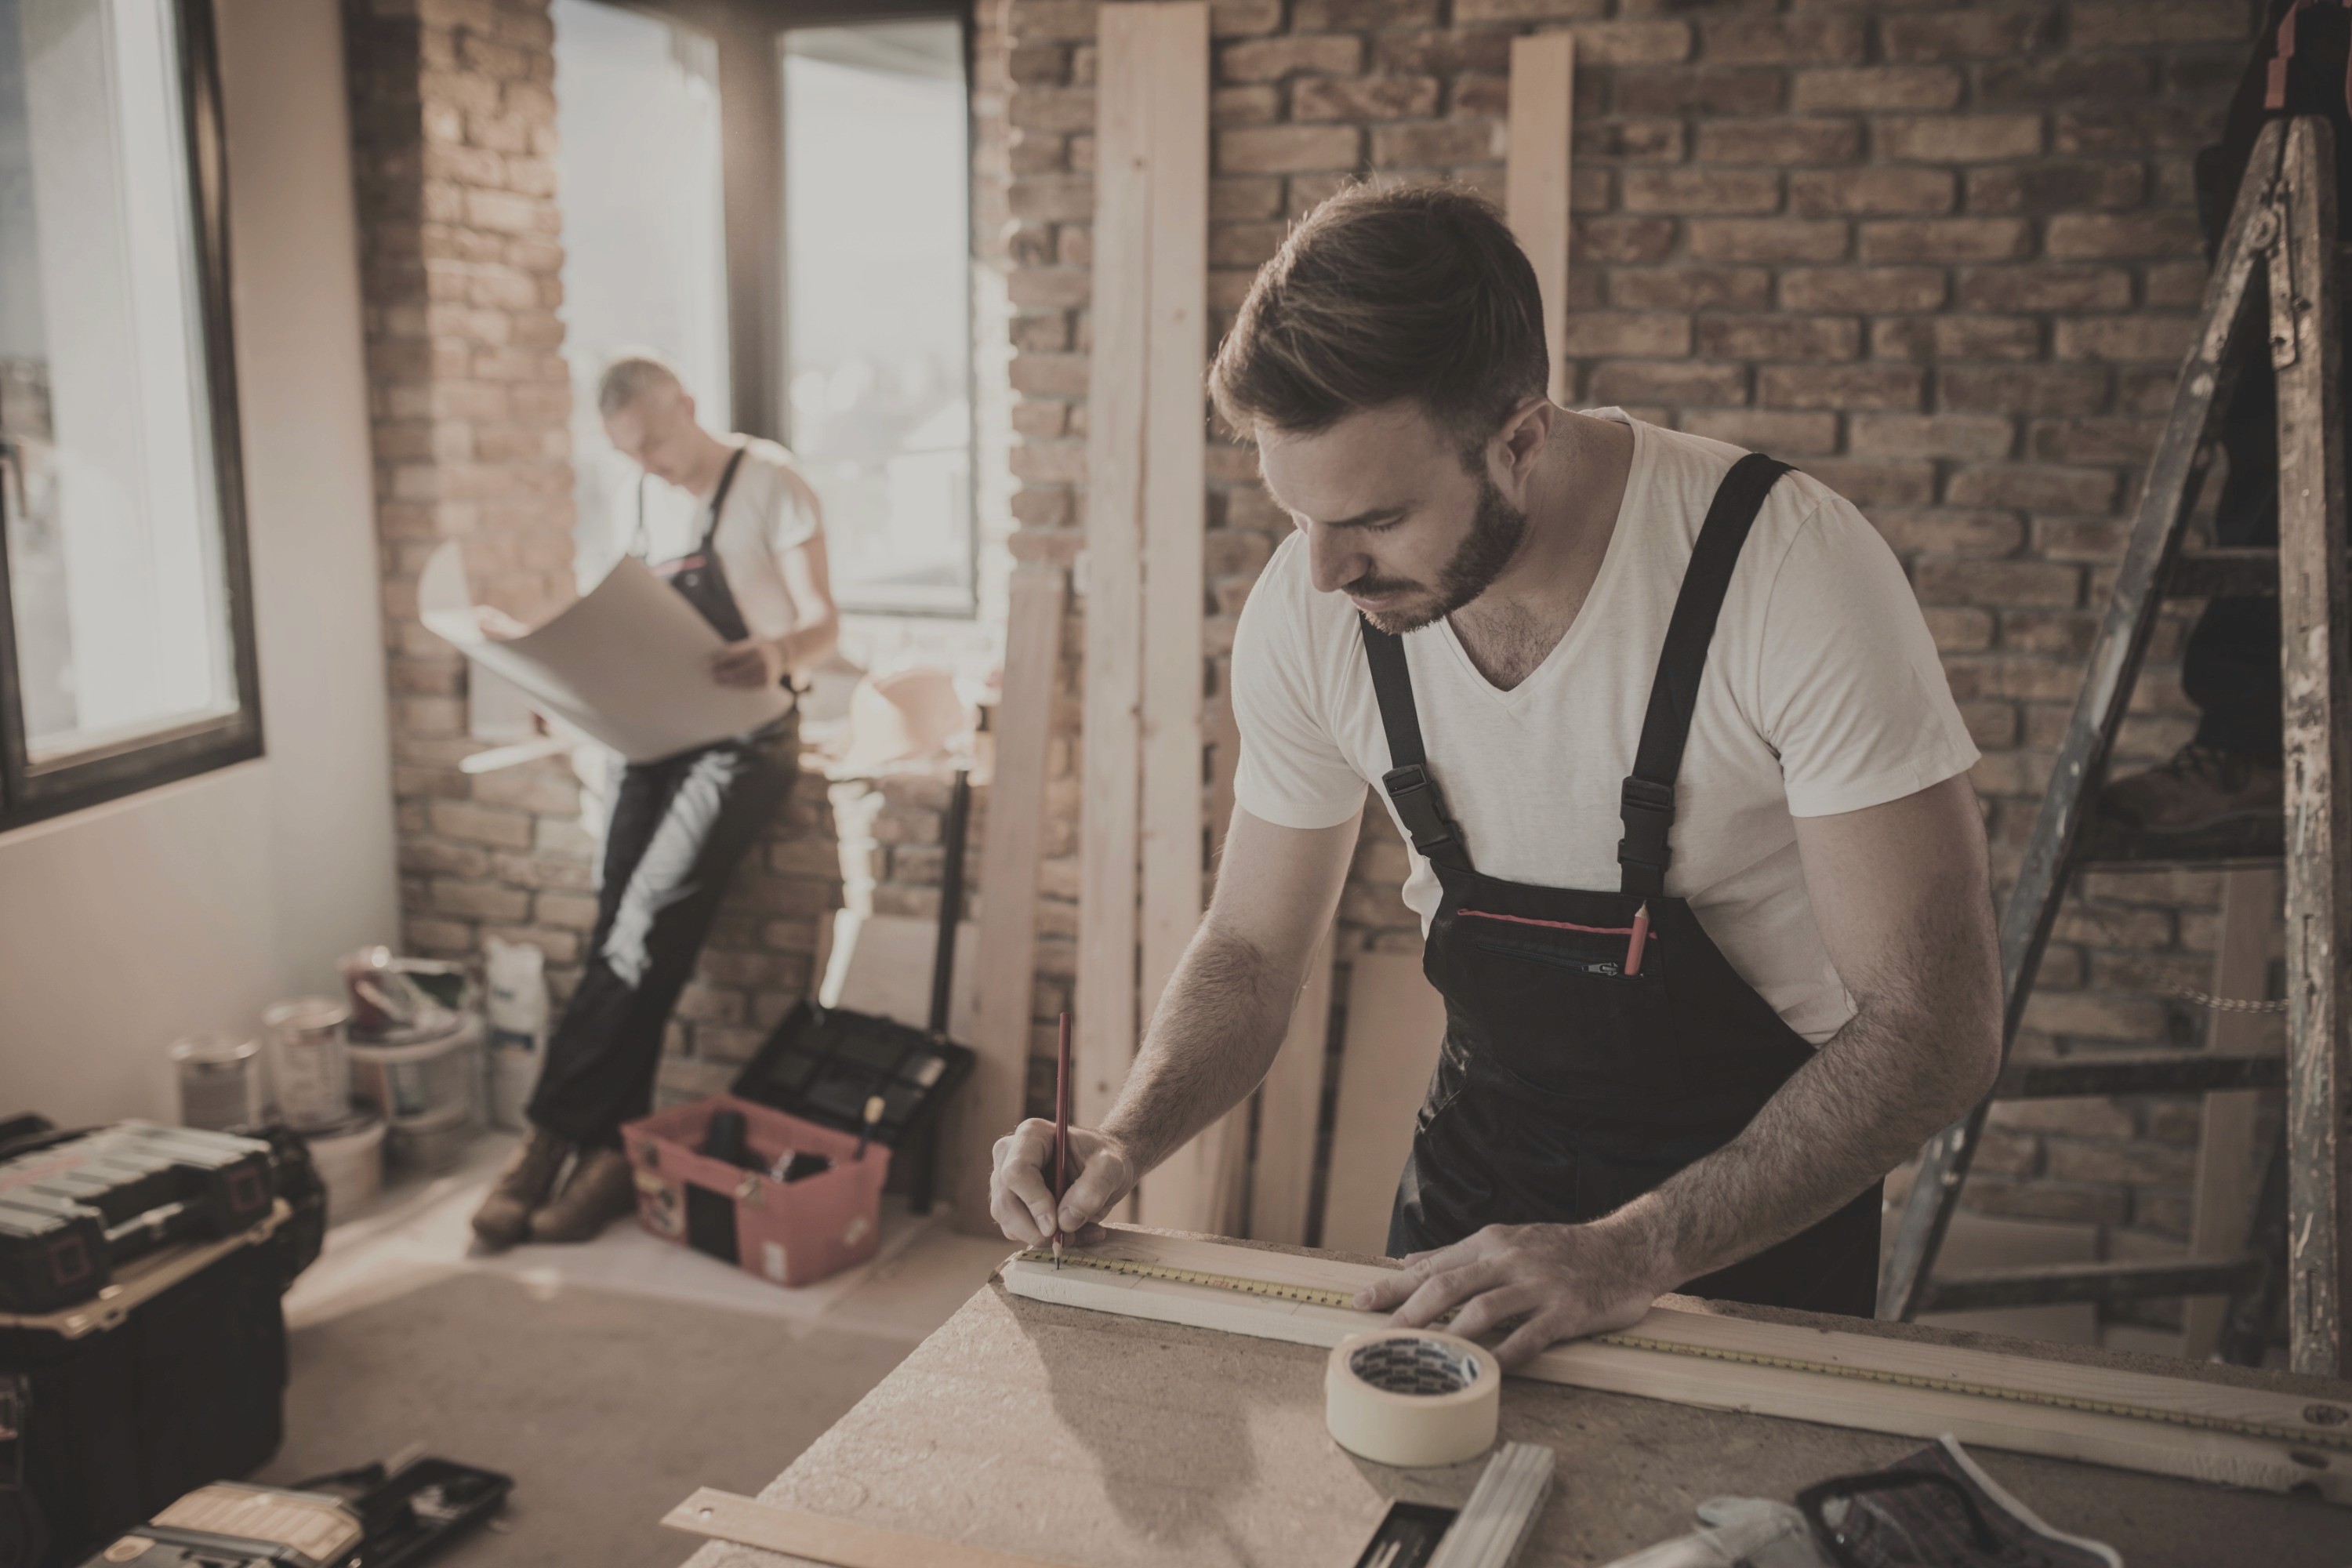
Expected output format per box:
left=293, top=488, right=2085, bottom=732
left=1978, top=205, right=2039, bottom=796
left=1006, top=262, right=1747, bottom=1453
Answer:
left=258, top=1132, right=1011, bottom=1566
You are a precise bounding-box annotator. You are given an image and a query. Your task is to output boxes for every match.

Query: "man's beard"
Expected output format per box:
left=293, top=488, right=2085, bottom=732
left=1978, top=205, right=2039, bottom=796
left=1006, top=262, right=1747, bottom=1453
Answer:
left=1352, top=474, right=1529, bottom=636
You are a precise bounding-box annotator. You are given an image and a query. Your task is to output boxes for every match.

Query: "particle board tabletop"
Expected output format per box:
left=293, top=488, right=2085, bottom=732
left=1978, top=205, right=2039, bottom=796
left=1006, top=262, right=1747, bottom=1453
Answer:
left=675, top=1232, right=2352, bottom=1568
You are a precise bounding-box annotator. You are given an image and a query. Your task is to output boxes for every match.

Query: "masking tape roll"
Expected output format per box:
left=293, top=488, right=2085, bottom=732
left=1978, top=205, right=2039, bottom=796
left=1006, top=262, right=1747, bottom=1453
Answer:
left=1324, top=1328, right=1501, bottom=1468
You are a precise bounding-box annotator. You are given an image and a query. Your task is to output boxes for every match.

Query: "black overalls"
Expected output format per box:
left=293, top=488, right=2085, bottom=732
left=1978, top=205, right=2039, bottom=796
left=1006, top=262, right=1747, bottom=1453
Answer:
left=1374, top=454, right=1881, bottom=1316
left=528, top=445, right=800, bottom=1149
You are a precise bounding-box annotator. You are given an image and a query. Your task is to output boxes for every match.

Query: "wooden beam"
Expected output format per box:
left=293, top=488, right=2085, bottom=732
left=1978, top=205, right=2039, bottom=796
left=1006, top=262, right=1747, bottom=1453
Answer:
left=1000, top=1231, right=2352, bottom=1504
left=2277, top=115, right=2352, bottom=1379
left=1131, top=2, right=1216, bottom=1232
left=1075, top=3, right=1152, bottom=1132
left=1253, top=924, right=1337, bottom=1245
left=1320, top=949, right=1448, bottom=1255
left=662, top=1487, right=1062, bottom=1568
left=958, top=563, right=1066, bottom=1235
left=1504, top=32, right=1573, bottom=407
left=2184, top=868, right=2282, bottom=1357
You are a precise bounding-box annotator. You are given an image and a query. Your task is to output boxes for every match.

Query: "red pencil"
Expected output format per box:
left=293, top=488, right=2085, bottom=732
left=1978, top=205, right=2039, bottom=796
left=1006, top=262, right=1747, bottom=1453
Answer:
left=1053, top=1011, right=1073, bottom=1269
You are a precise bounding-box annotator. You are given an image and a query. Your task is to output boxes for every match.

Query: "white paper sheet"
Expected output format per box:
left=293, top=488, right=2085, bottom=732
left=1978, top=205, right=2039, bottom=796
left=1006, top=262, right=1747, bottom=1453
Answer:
left=419, top=542, right=790, bottom=764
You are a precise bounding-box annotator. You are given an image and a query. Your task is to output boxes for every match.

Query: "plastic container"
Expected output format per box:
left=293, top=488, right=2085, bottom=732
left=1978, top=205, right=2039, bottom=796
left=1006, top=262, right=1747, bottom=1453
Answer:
left=301, top=1111, right=385, bottom=1222
left=348, top=1015, right=485, bottom=1124
left=386, top=1100, right=478, bottom=1175
left=169, top=1034, right=263, bottom=1132
left=263, top=997, right=352, bottom=1132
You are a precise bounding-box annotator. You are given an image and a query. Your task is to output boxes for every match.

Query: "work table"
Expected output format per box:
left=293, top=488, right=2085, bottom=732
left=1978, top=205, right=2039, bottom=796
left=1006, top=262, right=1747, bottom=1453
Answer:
left=675, top=1233, right=2352, bottom=1568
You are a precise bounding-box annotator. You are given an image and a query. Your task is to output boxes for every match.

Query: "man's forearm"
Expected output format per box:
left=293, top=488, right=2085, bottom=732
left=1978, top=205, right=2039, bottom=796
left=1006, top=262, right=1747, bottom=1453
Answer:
left=1096, top=923, right=1302, bottom=1177
left=1612, top=885, right=2002, bottom=1290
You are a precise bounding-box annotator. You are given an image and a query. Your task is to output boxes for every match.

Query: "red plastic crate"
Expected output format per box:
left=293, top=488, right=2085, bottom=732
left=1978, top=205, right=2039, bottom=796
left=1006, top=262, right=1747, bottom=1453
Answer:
left=620, top=1094, right=890, bottom=1287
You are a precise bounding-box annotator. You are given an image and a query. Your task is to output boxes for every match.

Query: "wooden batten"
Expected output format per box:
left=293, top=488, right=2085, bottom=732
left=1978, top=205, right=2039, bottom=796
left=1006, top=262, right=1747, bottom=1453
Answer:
left=1504, top=32, right=1574, bottom=407
left=960, top=562, right=1067, bottom=1233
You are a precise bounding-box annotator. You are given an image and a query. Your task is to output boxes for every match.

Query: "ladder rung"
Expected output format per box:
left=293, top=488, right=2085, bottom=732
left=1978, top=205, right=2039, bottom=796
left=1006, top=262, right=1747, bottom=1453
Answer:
left=1917, top=1255, right=2267, bottom=1313
left=2071, top=811, right=2283, bottom=869
left=2166, top=546, right=2352, bottom=598
left=1994, top=1052, right=2285, bottom=1098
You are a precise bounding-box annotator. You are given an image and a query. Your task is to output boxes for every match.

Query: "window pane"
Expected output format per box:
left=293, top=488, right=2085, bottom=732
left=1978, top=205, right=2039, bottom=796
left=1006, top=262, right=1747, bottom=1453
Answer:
left=0, top=0, right=238, bottom=763
left=782, top=20, right=972, bottom=616
left=552, top=0, right=730, bottom=586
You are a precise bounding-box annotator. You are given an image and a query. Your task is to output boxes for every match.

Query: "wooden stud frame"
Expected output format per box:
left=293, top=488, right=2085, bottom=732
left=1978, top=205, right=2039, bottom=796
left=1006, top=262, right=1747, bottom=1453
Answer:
left=1504, top=32, right=1573, bottom=408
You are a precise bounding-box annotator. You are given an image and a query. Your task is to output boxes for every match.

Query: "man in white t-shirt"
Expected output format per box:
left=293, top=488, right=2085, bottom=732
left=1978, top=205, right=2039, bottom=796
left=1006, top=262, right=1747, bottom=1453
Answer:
left=471, top=356, right=839, bottom=1250
left=988, top=185, right=2004, bottom=1363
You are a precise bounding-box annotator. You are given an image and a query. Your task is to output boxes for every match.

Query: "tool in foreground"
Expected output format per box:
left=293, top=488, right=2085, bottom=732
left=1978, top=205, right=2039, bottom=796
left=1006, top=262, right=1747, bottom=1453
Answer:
left=1051, top=1011, right=1071, bottom=1269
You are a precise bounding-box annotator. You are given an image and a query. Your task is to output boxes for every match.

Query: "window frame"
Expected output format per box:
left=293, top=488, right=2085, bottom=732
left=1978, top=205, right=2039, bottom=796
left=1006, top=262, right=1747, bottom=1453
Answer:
left=0, top=0, right=263, bottom=833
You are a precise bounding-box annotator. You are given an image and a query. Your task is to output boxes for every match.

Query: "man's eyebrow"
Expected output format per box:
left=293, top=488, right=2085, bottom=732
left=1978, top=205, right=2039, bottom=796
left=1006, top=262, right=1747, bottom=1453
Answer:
left=1309, top=506, right=1407, bottom=530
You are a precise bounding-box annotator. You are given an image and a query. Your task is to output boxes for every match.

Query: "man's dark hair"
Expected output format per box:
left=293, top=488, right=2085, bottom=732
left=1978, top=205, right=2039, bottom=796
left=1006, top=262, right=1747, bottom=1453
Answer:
left=1207, top=182, right=1548, bottom=461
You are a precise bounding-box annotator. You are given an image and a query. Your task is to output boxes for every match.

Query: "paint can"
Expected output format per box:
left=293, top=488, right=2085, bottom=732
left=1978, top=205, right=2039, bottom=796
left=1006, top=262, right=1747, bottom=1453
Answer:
left=386, top=1100, right=477, bottom=1175
left=347, top=1014, right=485, bottom=1123
left=263, top=997, right=352, bottom=1132
left=169, top=1033, right=263, bottom=1132
left=301, top=1109, right=385, bottom=1221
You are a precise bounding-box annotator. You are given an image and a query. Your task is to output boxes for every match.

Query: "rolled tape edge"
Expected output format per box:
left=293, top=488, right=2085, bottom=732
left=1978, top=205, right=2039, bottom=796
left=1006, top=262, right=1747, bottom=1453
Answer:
left=1324, top=1328, right=1501, bottom=1468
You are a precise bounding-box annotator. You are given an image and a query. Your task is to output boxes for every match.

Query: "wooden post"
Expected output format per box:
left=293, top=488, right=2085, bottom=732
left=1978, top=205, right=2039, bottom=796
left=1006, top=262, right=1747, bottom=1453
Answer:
left=1504, top=32, right=1573, bottom=407
left=957, top=561, right=1067, bottom=1234
left=2274, top=117, right=2351, bottom=1378
left=2183, top=869, right=2284, bottom=1358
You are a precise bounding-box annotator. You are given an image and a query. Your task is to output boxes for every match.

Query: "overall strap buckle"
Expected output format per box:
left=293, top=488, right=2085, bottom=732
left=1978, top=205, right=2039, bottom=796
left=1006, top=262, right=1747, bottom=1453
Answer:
left=1617, top=775, right=1675, bottom=893
left=1383, top=763, right=1472, bottom=870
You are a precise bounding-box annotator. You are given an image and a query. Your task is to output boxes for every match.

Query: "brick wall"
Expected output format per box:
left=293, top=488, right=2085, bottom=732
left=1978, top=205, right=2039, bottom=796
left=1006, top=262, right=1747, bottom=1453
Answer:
left=346, top=0, right=840, bottom=1106
left=999, top=0, right=2272, bottom=1330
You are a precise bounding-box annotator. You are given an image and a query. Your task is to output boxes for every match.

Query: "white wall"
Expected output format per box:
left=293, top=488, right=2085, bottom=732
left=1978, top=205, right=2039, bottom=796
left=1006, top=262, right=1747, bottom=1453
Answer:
left=0, top=0, right=397, bottom=1127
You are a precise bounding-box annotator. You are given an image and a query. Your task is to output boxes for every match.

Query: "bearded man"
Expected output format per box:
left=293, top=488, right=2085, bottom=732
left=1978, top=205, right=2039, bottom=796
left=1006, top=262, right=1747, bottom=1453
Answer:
left=987, top=183, right=2005, bottom=1363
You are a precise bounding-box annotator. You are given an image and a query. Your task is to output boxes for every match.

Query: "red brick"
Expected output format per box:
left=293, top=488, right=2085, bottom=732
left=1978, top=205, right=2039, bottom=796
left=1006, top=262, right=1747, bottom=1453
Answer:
left=1759, top=364, right=1924, bottom=411
left=1881, top=8, right=2054, bottom=61
left=1922, top=604, right=1996, bottom=650
left=1209, top=220, right=1287, bottom=267
left=1940, top=363, right=2109, bottom=416
left=1687, top=218, right=1849, bottom=263
left=1218, top=33, right=1362, bottom=81
left=1692, top=118, right=1860, bottom=166
left=1871, top=508, right=2025, bottom=556
left=1573, top=218, right=1677, bottom=264
left=1613, top=69, right=1784, bottom=118
left=1967, top=162, right=2144, bottom=214
left=1609, top=267, right=1771, bottom=310
left=430, top=799, right=535, bottom=850
left=1370, top=32, right=1512, bottom=74
left=1805, top=459, right=1938, bottom=509
left=1791, top=66, right=1962, bottom=114
left=2054, top=316, right=2198, bottom=363
left=1698, top=14, right=1865, bottom=65
left=1370, top=121, right=1501, bottom=166
left=1620, top=168, right=1781, bottom=214
left=1009, top=173, right=1092, bottom=221
left=1858, top=218, right=2032, bottom=263
left=1789, top=167, right=1955, bottom=217
left=1294, top=77, right=1440, bottom=122
left=1955, top=264, right=2132, bottom=313
left=1697, top=314, right=1860, bottom=361
left=1947, top=465, right=2119, bottom=514
left=1778, top=267, right=1946, bottom=314
left=1576, top=118, right=1686, bottom=162
left=1979, top=55, right=2158, bottom=107
left=1874, top=114, right=2044, bottom=164
left=1218, top=124, right=1361, bottom=174
left=1915, top=557, right=2080, bottom=607
left=1212, top=176, right=1284, bottom=221
left=1849, top=414, right=2014, bottom=461
left=2071, top=0, right=2252, bottom=45
left=2045, top=211, right=2203, bottom=260
left=1675, top=409, right=1839, bottom=454
left=1450, top=0, right=1606, bottom=19
left=2031, top=417, right=2162, bottom=466
left=2055, top=103, right=2226, bottom=156
left=1559, top=313, right=1690, bottom=358
left=1588, top=361, right=1748, bottom=406
left=1212, top=85, right=1281, bottom=127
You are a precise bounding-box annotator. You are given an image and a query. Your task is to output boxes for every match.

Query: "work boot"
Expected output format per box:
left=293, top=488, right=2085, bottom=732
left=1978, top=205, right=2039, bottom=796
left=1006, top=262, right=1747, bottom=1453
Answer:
left=470, top=1126, right=575, bottom=1250
left=528, top=1146, right=637, bottom=1244
left=2098, top=742, right=2284, bottom=834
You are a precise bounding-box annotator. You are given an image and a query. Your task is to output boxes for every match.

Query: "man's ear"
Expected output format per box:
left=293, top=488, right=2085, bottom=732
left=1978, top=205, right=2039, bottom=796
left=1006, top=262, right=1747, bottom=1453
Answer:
left=1492, top=397, right=1553, bottom=491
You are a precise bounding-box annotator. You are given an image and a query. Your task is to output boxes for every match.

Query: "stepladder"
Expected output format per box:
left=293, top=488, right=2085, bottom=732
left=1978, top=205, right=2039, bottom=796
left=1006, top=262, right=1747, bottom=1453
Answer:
left=1877, top=115, right=2352, bottom=1379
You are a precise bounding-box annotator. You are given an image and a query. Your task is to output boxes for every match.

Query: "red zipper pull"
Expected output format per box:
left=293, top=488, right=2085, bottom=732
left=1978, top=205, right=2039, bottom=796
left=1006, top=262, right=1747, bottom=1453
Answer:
left=1624, top=902, right=1651, bottom=978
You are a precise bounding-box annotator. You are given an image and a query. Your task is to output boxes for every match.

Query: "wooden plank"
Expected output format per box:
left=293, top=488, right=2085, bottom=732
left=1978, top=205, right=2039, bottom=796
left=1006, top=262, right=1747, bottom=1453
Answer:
left=1000, top=1232, right=2352, bottom=1504
left=2275, top=115, right=2352, bottom=1379
left=1319, top=949, right=1448, bottom=1256
left=2184, top=868, right=2282, bottom=1358
left=1878, top=119, right=2291, bottom=1322
left=1504, top=32, right=1573, bottom=407
left=1252, top=924, right=1335, bottom=1245
left=1132, top=2, right=1218, bottom=1233
left=1076, top=5, right=1152, bottom=1133
left=662, top=1487, right=1065, bottom=1568
left=1918, top=1255, right=2267, bottom=1313
left=957, top=564, right=1065, bottom=1236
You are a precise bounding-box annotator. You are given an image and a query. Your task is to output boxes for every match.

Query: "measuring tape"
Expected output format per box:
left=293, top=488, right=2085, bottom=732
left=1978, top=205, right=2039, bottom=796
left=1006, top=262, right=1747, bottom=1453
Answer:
left=1013, top=1250, right=2352, bottom=1455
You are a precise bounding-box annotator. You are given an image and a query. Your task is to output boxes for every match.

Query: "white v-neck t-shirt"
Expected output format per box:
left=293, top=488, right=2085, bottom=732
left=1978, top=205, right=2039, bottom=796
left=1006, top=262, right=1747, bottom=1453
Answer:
left=1231, top=412, right=1978, bottom=1044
